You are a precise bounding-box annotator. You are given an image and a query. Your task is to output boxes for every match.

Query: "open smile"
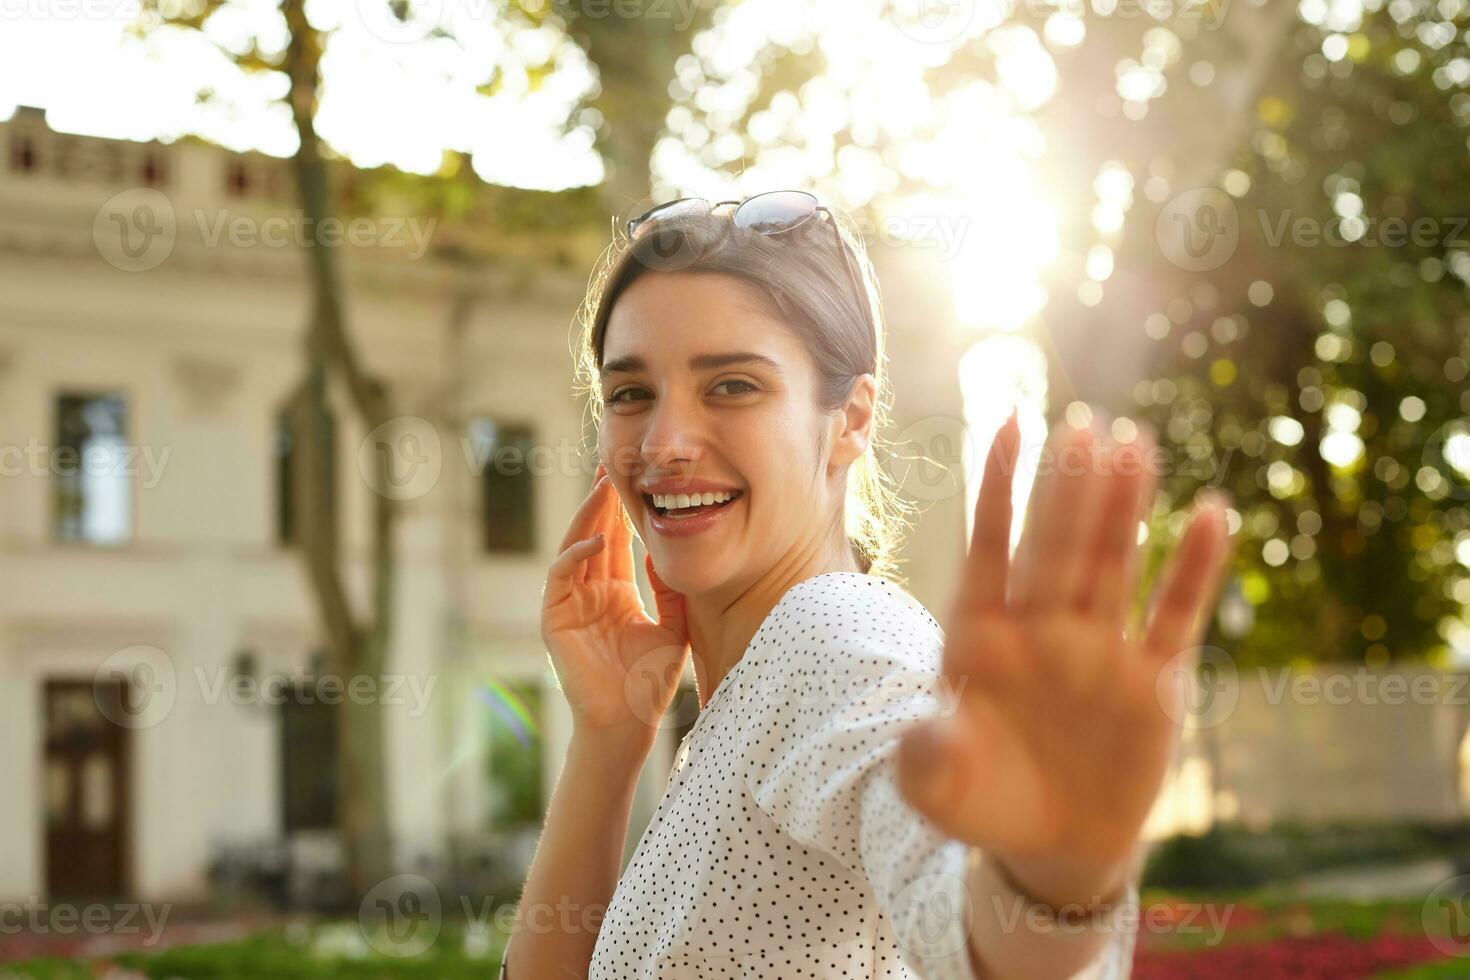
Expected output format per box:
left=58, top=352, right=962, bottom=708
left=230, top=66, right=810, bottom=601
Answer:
left=642, top=490, right=745, bottom=538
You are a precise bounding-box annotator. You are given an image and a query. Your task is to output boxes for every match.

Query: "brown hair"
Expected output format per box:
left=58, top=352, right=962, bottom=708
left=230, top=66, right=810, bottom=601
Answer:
left=572, top=204, right=914, bottom=585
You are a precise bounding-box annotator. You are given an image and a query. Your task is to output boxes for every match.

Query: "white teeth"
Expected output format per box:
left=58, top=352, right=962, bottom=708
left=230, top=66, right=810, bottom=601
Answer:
left=652, top=490, right=737, bottom=510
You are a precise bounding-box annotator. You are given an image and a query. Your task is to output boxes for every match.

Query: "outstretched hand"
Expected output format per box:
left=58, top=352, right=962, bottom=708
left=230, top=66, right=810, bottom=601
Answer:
left=896, top=413, right=1233, bottom=909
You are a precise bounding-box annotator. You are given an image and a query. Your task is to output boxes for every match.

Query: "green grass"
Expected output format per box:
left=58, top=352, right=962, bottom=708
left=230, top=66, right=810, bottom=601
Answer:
left=0, top=959, right=95, bottom=980
left=1, top=924, right=508, bottom=980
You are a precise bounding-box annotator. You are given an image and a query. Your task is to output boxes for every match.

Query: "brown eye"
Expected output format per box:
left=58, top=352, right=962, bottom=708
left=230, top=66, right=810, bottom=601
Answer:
left=712, top=379, right=757, bottom=395
left=606, top=386, right=650, bottom=405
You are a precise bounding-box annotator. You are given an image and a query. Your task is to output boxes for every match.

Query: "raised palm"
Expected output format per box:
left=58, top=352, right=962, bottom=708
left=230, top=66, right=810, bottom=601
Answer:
left=542, top=464, right=690, bottom=745
left=897, top=415, right=1232, bottom=898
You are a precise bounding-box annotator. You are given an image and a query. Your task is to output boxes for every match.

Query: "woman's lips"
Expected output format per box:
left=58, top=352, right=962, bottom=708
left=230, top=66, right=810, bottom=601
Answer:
left=643, top=491, right=743, bottom=538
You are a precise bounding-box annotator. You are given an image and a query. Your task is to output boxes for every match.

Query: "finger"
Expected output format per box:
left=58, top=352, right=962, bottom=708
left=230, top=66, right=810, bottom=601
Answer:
left=558, top=474, right=613, bottom=555
left=607, top=488, right=636, bottom=583
left=1012, top=420, right=1104, bottom=608
left=962, top=410, right=1020, bottom=611
left=584, top=478, right=623, bottom=581
left=896, top=711, right=1030, bottom=843
left=1083, top=425, right=1159, bottom=621
left=1143, top=493, right=1233, bottom=661
left=544, top=533, right=606, bottom=604
left=645, top=551, right=688, bottom=640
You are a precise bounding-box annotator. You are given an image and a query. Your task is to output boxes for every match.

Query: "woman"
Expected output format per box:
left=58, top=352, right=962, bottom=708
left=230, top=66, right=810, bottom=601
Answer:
left=499, top=191, right=1232, bottom=978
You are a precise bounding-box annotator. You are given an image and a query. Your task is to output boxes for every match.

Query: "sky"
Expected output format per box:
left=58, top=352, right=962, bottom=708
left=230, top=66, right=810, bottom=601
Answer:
left=0, top=0, right=605, bottom=188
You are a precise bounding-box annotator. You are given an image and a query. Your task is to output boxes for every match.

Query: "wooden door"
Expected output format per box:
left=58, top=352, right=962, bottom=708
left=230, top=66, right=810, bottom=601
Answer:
left=44, top=679, right=129, bottom=898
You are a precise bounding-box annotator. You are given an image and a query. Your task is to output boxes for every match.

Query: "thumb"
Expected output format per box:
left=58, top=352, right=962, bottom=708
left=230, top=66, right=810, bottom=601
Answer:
left=645, top=551, right=688, bottom=639
left=896, top=719, right=962, bottom=815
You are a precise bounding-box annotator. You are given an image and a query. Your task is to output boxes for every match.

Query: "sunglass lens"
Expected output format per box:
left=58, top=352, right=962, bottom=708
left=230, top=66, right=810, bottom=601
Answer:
left=733, top=190, right=818, bottom=234
left=630, top=198, right=710, bottom=238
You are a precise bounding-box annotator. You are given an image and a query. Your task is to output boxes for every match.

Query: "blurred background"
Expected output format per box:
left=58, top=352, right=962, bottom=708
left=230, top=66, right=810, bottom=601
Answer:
left=2, top=0, right=1470, bottom=975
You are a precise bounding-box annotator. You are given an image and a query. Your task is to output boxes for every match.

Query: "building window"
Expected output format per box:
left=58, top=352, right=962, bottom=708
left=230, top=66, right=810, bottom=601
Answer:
left=55, top=393, right=131, bottom=546
left=274, top=407, right=337, bottom=548
left=484, top=677, right=544, bottom=827
left=469, top=420, right=536, bottom=553
left=11, top=134, right=37, bottom=174
left=280, top=688, right=338, bottom=833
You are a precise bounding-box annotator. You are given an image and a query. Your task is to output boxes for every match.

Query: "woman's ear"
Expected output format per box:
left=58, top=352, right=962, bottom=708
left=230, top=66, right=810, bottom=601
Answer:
left=828, top=373, right=877, bottom=470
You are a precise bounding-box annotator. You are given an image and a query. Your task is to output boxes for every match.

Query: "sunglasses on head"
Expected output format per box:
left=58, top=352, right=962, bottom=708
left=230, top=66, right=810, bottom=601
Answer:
left=626, top=190, right=874, bottom=342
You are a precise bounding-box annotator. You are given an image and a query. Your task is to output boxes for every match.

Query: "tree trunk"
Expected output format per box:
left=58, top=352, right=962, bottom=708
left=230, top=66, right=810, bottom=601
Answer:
left=283, top=0, right=397, bottom=901
left=574, top=0, right=716, bottom=215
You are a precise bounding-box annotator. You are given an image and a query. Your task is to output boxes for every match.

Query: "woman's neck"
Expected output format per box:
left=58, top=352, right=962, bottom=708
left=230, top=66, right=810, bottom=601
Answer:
left=683, top=543, right=865, bottom=709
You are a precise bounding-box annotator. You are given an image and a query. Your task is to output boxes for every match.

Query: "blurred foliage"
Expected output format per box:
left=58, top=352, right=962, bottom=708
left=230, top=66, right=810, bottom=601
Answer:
left=1124, top=2, right=1470, bottom=667
left=1143, top=818, right=1470, bottom=889
left=107, top=926, right=504, bottom=978
left=133, top=0, right=629, bottom=267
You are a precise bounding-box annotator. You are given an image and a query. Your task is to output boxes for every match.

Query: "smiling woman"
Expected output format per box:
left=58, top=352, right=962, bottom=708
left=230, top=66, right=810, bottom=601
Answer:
left=499, top=193, right=1232, bottom=980
left=582, top=192, right=911, bottom=590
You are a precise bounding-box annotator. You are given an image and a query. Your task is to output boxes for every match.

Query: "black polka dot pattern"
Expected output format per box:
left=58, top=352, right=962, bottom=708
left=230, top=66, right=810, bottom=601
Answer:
left=500, top=571, right=1136, bottom=979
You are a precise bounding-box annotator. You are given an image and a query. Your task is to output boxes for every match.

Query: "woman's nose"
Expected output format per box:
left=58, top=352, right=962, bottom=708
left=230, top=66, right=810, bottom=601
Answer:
left=639, top=399, right=706, bottom=470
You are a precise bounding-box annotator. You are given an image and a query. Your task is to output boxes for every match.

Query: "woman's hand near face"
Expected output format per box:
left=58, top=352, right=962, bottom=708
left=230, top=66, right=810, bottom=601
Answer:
left=542, top=463, right=691, bottom=755
left=896, top=413, right=1234, bottom=911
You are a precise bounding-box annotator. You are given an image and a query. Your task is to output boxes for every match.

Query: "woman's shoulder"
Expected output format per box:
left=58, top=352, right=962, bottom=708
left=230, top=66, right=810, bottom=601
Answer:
left=775, top=570, right=943, bottom=632
left=722, top=571, right=954, bottom=749
left=743, top=570, right=946, bottom=677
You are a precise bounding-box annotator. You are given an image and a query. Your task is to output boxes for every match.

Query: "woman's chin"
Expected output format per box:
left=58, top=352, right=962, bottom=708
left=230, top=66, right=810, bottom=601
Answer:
left=648, top=557, right=727, bottom=599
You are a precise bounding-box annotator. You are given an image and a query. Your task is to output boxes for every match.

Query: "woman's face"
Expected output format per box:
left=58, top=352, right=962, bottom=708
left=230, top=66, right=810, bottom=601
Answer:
left=597, top=271, right=870, bottom=597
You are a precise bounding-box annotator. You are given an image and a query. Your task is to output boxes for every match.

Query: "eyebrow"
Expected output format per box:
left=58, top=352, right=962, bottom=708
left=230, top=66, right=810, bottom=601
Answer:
left=600, top=351, right=785, bottom=378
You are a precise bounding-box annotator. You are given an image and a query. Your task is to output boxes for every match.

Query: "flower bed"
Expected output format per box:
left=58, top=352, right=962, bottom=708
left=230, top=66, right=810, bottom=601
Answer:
left=1134, top=932, right=1452, bottom=979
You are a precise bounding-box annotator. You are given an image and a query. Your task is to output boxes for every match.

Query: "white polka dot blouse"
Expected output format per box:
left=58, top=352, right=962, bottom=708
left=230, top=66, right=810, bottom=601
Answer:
left=499, top=570, right=1140, bottom=978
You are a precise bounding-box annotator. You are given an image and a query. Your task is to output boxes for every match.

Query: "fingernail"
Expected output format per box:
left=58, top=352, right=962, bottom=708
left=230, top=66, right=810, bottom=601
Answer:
left=1198, top=488, right=1230, bottom=510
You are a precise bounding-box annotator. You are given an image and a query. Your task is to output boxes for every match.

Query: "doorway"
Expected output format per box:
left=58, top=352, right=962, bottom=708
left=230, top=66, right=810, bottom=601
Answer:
left=43, top=679, right=129, bottom=898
